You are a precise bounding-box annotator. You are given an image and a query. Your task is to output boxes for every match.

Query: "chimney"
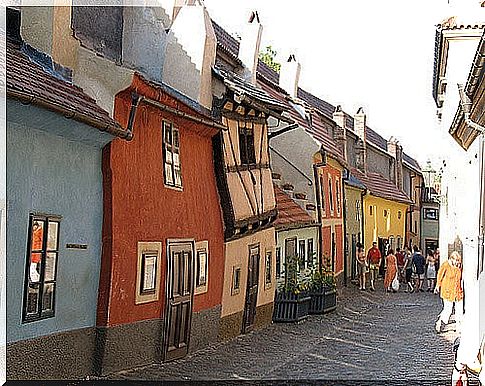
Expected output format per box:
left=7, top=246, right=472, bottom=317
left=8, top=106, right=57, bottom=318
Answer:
left=354, top=107, right=367, bottom=173
left=238, top=11, right=263, bottom=85
left=279, top=54, right=301, bottom=98
left=20, top=4, right=79, bottom=69
left=333, top=105, right=347, bottom=161
left=165, top=0, right=216, bottom=109
left=387, top=137, right=404, bottom=190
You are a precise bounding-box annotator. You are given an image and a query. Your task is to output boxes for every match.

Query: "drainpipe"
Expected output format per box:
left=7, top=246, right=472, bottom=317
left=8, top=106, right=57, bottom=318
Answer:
left=458, top=84, right=485, bottom=280
left=360, top=189, right=366, bottom=249
left=342, top=168, right=349, bottom=286
left=313, top=163, right=324, bottom=272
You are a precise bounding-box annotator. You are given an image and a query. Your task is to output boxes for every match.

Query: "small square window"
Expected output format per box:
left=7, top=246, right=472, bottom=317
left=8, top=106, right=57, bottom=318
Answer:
left=140, top=252, right=158, bottom=295
left=232, top=266, right=241, bottom=295
left=265, top=251, right=272, bottom=287
left=136, top=242, right=162, bottom=304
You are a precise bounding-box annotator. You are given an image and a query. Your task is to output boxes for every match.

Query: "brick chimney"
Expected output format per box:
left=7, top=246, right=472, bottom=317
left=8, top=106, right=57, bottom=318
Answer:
left=279, top=54, right=301, bottom=98
left=333, top=105, right=347, bottom=161
left=387, top=137, right=404, bottom=190
left=354, top=107, right=367, bottom=173
left=165, top=0, right=216, bottom=109
left=238, top=11, right=263, bottom=85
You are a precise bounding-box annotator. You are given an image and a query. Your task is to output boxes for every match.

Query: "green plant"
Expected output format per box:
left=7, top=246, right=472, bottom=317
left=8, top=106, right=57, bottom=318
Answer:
left=312, top=254, right=336, bottom=290
left=259, top=46, right=281, bottom=73
left=277, top=254, right=310, bottom=295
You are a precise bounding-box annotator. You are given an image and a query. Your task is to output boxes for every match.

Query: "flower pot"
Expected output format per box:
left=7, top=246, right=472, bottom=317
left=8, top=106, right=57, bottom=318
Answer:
left=272, top=291, right=311, bottom=322
left=308, top=288, right=326, bottom=314
left=324, top=287, right=337, bottom=313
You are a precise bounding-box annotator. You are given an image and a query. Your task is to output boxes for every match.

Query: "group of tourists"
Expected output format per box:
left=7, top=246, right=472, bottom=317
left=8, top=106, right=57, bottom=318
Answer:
left=356, top=242, right=440, bottom=293
left=356, top=241, right=464, bottom=334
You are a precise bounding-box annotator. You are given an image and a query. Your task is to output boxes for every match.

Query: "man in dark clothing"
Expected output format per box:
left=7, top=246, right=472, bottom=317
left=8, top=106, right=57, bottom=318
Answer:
left=395, top=247, right=405, bottom=282
left=412, top=245, right=426, bottom=292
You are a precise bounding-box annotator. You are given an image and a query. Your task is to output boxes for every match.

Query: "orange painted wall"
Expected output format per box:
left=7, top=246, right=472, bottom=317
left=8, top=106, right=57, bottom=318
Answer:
left=335, top=224, right=344, bottom=275
left=97, top=75, right=225, bottom=327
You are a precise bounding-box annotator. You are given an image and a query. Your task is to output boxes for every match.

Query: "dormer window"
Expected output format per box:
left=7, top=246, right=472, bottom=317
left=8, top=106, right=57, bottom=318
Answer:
left=239, top=124, right=256, bottom=165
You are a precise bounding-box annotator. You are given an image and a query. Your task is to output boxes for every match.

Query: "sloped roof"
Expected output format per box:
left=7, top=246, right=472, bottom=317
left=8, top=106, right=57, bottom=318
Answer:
left=258, top=79, right=345, bottom=164
left=403, top=152, right=421, bottom=171
left=274, top=185, right=315, bottom=229
left=350, top=167, right=412, bottom=204
left=211, top=19, right=421, bottom=174
left=214, top=65, right=289, bottom=113
left=6, top=40, right=128, bottom=138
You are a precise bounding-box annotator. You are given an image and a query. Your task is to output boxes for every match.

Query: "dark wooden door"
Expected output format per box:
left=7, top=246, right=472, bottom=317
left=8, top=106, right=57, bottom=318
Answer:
left=163, top=242, right=194, bottom=362
left=242, top=245, right=260, bottom=334
left=351, top=234, right=357, bottom=280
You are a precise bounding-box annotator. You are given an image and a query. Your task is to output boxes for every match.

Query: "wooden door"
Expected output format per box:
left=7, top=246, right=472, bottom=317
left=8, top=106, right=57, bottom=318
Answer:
left=163, top=241, right=194, bottom=362
left=351, top=234, right=357, bottom=280
left=242, top=245, right=260, bottom=334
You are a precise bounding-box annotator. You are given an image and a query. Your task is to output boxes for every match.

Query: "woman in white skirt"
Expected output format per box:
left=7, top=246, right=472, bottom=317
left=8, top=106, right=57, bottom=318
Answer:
left=426, top=249, right=437, bottom=291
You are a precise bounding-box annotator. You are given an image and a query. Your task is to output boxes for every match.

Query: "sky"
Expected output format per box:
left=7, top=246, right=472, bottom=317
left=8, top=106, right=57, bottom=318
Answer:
left=203, top=0, right=483, bottom=170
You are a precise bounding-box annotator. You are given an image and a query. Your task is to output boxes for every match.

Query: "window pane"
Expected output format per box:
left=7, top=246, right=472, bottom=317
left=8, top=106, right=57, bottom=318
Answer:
left=47, top=222, right=59, bottom=250
left=29, top=257, right=41, bottom=282
left=239, top=131, right=248, bottom=165
left=45, top=252, right=57, bottom=282
left=26, top=284, right=40, bottom=315
left=247, top=131, right=256, bottom=164
left=164, top=122, right=172, bottom=145
left=31, top=220, right=44, bottom=252
left=265, top=252, right=272, bottom=284
left=174, top=166, right=182, bottom=187
left=197, top=251, right=207, bottom=287
left=42, top=283, right=55, bottom=312
left=165, top=164, right=174, bottom=185
left=173, top=129, right=179, bottom=148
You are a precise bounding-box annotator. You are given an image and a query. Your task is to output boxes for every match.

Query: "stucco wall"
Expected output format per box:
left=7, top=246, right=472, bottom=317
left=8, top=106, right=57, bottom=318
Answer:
left=221, top=227, right=276, bottom=318
left=363, top=195, right=407, bottom=253
left=98, top=80, right=225, bottom=327
left=344, top=185, right=363, bottom=237
left=269, top=125, right=320, bottom=205
left=7, top=103, right=110, bottom=343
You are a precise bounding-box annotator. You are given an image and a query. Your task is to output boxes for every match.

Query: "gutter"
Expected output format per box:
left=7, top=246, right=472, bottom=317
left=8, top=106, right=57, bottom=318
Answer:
left=457, top=84, right=485, bottom=280
left=268, top=123, right=299, bottom=139
left=8, top=89, right=133, bottom=140
left=138, top=95, right=228, bottom=132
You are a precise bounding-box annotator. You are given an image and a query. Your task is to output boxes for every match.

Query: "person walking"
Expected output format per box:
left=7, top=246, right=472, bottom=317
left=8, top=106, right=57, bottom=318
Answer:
left=412, top=246, right=426, bottom=292
left=403, top=246, right=414, bottom=293
left=435, top=251, right=464, bottom=334
left=366, top=241, right=381, bottom=291
left=384, top=249, right=398, bottom=292
left=426, top=249, right=437, bottom=292
left=395, top=247, right=405, bottom=283
left=356, top=243, right=367, bottom=290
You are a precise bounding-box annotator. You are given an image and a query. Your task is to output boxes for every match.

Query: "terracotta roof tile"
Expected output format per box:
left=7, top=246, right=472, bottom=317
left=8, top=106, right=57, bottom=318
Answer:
left=211, top=19, right=241, bottom=63
left=274, top=185, right=315, bottom=228
left=350, top=167, right=412, bottom=204
left=6, top=40, right=126, bottom=137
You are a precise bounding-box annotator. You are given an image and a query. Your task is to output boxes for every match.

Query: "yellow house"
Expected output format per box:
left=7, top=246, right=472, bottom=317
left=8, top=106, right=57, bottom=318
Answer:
left=351, top=168, right=412, bottom=254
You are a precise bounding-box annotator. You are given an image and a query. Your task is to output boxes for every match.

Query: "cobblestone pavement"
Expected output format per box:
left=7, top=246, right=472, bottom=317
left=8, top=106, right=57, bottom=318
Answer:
left=108, top=281, right=459, bottom=382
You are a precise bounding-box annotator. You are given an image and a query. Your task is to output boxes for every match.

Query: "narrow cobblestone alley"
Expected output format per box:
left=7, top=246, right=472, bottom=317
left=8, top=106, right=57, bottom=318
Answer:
left=108, top=283, right=459, bottom=383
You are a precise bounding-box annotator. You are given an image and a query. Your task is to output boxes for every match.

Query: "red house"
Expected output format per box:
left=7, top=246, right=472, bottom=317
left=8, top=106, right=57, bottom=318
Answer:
left=95, top=74, right=225, bottom=374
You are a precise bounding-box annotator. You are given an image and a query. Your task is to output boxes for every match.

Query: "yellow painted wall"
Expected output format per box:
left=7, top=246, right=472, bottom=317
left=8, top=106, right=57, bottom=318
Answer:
left=221, top=227, right=276, bottom=318
left=363, top=195, right=407, bottom=252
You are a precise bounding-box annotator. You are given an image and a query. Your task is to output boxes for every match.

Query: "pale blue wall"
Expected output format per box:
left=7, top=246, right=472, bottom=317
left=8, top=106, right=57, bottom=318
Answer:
left=7, top=101, right=114, bottom=342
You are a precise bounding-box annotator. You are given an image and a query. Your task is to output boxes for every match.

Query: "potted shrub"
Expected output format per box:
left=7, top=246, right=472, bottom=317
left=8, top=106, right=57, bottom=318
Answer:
left=308, top=264, right=326, bottom=314
left=273, top=254, right=311, bottom=323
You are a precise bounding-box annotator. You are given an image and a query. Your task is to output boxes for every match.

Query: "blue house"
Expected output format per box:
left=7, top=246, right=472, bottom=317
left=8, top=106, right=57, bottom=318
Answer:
left=5, top=17, right=130, bottom=379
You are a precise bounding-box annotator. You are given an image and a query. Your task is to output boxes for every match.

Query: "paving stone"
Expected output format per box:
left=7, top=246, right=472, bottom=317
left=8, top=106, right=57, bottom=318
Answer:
left=106, top=281, right=458, bottom=382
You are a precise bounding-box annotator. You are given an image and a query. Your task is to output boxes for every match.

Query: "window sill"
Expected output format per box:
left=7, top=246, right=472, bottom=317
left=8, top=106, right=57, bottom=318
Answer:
left=164, top=184, right=183, bottom=192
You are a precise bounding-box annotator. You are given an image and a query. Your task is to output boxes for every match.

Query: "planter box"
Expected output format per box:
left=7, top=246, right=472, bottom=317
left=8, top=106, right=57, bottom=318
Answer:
left=308, top=289, right=325, bottom=314
left=272, top=291, right=311, bottom=323
left=324, top=287, right=337, bottom=313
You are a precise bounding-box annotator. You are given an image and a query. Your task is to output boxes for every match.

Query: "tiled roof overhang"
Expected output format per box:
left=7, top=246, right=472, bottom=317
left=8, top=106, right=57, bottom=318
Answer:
left=450, top=29, right=485, bottom=150
left=6, top=40, right=129, bottom=139
left=274, top=185, right=316, bottom=230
